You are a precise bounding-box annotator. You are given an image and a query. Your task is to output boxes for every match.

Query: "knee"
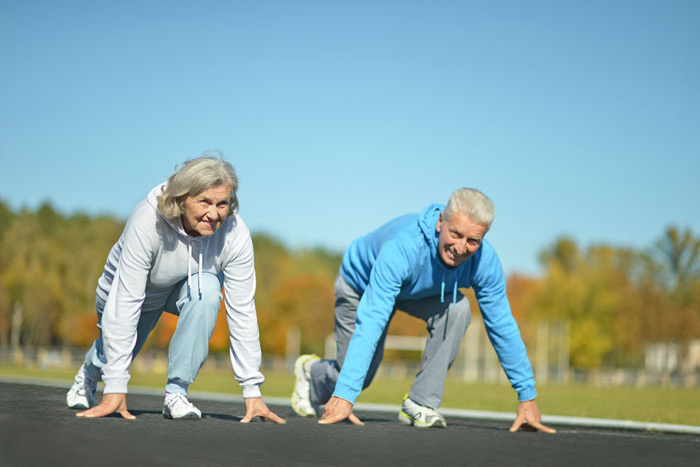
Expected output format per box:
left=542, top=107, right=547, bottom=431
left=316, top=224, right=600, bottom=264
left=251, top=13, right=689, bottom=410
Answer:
left=193, top=273, right=223, bottom=309
left=450, top=296, right=471, bottom=330
left=179, top=274, right=222, bottom=323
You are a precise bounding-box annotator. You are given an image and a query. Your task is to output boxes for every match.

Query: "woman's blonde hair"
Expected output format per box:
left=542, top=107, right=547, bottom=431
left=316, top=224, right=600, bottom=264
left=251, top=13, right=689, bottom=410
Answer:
left=157, top=153, right=239, bottom=219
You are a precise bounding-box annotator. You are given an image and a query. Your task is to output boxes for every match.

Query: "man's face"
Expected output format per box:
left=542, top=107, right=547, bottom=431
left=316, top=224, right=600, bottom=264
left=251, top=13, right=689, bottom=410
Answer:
left=436, top=211, right=488, bottom=268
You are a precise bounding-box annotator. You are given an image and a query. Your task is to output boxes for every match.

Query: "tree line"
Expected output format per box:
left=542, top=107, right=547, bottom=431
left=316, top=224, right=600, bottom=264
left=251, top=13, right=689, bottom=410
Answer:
left=0, top=201, right=698, bottom=369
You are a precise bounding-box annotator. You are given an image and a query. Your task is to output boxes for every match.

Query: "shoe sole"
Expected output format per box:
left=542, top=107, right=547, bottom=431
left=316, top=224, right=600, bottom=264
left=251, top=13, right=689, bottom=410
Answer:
left=291, top=396, right=316, bottom=417
left=67, top=402, right=90, bottom=410
left=398, top=410, right=446, bottom=428
left=66, top=392, right=94, bottom=410
left=163, top=411, right=201, bottom=420
left=291, top=354, right=320, bottom=417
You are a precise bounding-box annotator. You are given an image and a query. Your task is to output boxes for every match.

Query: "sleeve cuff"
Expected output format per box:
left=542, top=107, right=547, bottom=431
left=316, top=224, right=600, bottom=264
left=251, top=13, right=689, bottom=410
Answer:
left=517, top=387, right=538, bottom=402
left=102, top=378, right=129, bottom=394
left=331, top=386, right=359, bottom=405
left=241, top=384, right=262, bottom=399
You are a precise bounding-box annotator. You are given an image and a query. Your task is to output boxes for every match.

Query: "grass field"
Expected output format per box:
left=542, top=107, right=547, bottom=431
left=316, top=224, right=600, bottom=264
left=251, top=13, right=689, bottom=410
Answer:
left=2, top=364, right=698, bottom=427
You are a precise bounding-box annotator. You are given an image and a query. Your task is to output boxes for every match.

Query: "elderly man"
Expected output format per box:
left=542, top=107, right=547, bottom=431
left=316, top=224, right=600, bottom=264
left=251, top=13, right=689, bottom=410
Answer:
left=292, top=188, right=554, bottom=432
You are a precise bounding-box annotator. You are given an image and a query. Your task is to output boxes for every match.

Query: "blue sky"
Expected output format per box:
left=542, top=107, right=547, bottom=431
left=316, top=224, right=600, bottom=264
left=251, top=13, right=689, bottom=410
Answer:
left=1, top=0, right=699, bottom=276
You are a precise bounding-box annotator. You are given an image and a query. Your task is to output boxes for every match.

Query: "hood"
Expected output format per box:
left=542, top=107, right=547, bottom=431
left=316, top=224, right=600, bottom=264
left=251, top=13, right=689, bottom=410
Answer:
left=418, top=203, right=444, bottom=255
left=147, top=183, right=193, bottom=240
left=417, top=203, right=463, bottom=304
left=147, top=182, right=205, bottom=297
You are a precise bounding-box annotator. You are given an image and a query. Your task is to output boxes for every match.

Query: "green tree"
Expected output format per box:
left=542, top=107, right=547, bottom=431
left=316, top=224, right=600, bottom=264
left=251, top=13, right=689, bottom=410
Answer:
left=654, top=226, right=700, bottom=305
left=0, top=203, right=123, bottom=348
left=535, top=238, right=623, bottom=368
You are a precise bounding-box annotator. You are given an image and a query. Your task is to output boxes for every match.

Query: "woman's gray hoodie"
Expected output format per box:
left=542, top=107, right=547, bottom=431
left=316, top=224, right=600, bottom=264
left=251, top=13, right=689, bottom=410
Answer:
left=97, top=183, right=263, bottom=398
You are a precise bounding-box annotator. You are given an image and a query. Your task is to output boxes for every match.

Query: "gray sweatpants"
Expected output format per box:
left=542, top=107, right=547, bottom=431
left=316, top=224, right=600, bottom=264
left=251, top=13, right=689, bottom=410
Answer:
left=309, top=273, right=471, bottom=409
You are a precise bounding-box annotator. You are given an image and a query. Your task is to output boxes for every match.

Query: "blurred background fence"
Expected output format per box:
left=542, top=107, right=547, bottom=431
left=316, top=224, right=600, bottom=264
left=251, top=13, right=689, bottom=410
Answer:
left=4, top=318, right=698, bottom=388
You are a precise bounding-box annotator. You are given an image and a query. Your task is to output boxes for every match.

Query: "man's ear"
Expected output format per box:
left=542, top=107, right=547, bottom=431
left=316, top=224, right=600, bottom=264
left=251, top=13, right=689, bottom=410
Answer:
left=436, top=212, right=443, bottom=232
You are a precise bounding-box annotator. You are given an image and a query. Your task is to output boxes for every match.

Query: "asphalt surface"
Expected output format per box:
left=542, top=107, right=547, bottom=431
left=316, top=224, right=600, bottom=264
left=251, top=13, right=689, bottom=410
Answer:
left=1, top=381, right=698, bottom=467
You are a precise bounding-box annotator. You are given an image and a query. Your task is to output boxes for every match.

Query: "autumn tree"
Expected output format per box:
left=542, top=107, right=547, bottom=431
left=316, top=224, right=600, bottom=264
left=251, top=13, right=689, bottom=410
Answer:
left=0, top=202, right=123, bottom=348
left=2, top=199, right=697, bottom=374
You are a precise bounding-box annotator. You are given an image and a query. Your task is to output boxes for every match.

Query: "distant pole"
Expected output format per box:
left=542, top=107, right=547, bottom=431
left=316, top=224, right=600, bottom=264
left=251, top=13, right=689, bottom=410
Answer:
left=536, top=321, right=549, bottom=384
left=558, top=320, right=571, bottom=383
left=462, top=319, right=480, bottom=382
left=285, top=326, right=301, bottom=371
left=11, top=302, right=23, bottom=365
left=325, top=334, right=336, bottom=359
left=10, top=302, right=22, bottom=349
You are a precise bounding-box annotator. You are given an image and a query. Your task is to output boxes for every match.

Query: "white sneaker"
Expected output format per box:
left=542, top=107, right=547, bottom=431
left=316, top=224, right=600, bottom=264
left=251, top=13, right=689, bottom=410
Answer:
left=162, top=393, right=202, bottom=420
left=291, top=354, right=320, bottom=417
left=66, top=366, right=97, bottom=409
left=398, top=394, right=446, bottom=428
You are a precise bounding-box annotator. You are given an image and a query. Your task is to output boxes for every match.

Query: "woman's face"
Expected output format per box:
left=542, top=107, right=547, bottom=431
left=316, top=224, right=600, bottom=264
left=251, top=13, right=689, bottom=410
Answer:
left=180, top=185, right=232, bottom=237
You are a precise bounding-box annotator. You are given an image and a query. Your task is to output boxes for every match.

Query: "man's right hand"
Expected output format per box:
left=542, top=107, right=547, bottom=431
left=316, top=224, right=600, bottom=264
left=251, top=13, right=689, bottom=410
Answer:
left=318, top=396, right=364, bottom=425
left=509, top=399, right=555, bottom=433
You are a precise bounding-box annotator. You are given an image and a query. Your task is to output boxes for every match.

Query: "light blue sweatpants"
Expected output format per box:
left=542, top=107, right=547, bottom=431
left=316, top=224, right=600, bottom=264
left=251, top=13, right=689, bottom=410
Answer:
left=81, top=272, right=222, bottom=395
left=309, top=273, right=471, bottom=409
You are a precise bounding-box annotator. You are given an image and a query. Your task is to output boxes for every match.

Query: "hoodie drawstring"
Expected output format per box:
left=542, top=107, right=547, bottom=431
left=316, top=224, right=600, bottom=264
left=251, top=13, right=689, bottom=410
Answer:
left=440, top=271, right=446, bottom=303
left=452, top=279, right=458, bottom=306
left=186, top=242, right=203, bottom=299
left=440, top=270, right=458, bottom=306
left=197, top=250, right=202, bottom=298
left=187, top=243, right=192, bottom=296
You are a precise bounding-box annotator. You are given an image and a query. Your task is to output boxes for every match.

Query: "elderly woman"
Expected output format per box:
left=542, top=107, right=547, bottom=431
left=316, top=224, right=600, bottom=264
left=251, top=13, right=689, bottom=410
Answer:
left=66, top=154, right=283, bottom=423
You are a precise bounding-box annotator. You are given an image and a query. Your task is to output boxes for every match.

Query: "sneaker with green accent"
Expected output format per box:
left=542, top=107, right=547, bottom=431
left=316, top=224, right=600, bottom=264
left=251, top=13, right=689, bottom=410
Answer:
left=291, top=354, right=321, bottom=417
left=398, top=394, right=446, bottom=428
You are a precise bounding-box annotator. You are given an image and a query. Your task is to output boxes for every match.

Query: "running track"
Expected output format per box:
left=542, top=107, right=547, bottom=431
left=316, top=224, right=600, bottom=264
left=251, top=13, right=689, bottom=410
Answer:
left=1, top=380, right=698, bottom=467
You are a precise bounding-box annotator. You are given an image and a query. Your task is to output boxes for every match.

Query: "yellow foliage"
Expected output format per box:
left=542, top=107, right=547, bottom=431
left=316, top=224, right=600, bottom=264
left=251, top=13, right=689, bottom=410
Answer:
left=1, top=203, right=698, bottom=374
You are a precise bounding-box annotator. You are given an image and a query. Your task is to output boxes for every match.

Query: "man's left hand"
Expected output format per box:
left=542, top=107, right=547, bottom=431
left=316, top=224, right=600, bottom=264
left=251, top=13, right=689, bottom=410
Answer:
left=240, top=397, right=286, bottom=424
left=509, top=399, right=556, bottom=433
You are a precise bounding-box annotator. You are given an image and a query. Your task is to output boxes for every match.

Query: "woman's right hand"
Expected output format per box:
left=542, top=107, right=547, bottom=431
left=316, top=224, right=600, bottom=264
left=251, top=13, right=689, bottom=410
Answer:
left=76, top=393, right=135, bottom=419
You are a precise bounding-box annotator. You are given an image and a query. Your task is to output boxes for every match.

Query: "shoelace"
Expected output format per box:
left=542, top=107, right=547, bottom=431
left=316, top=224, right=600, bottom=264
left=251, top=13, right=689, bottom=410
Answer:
left=167, top=393, right=195, bottom=411
left=75, top=376, right=95, bottom=395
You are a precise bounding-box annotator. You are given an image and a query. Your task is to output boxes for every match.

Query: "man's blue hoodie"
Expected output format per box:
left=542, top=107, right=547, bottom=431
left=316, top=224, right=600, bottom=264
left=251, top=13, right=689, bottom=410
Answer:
left=333, top=204, right=537, bottom=404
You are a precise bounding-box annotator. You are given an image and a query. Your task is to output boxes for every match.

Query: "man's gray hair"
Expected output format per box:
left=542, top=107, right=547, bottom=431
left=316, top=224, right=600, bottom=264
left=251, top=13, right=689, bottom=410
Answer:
left=157, top=153, right=239, bottom=220
left=443, top=188, right=495, bottom=230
